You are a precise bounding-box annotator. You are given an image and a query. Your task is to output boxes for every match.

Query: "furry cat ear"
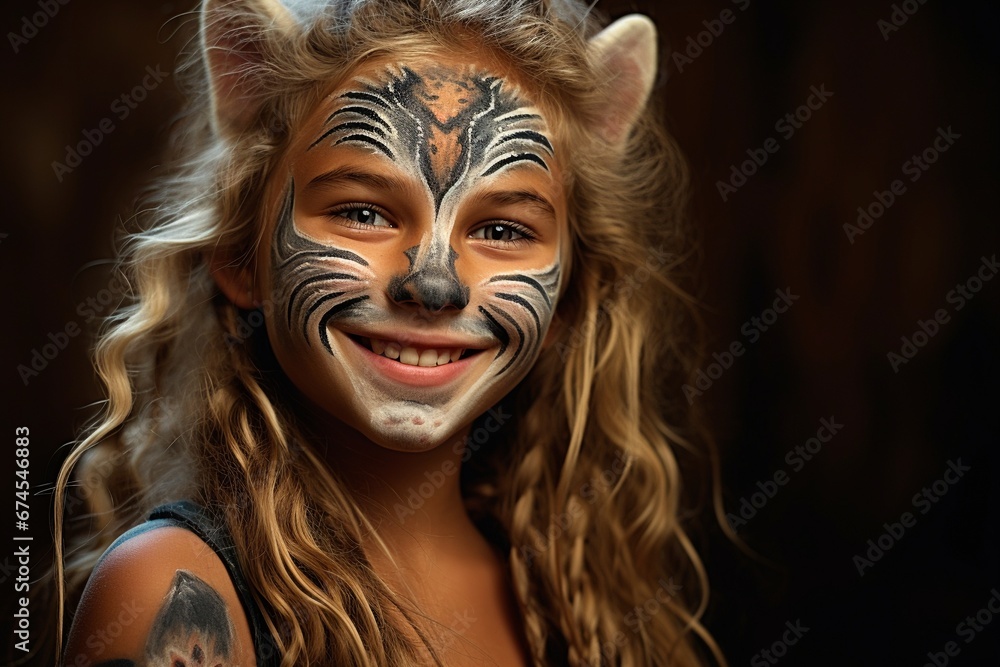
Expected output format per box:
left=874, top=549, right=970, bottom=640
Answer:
left=587, top=14, right=659, bottom=148
left=201, top=0, right=300, bottom=139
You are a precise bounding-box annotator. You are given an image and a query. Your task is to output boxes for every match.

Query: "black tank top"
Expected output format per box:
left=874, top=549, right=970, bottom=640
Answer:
left=102, top=500, right=281, bottom=666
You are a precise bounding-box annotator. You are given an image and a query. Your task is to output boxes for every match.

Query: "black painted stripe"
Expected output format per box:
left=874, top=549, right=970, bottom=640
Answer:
left=495, top=292, right=541, bottom=336
left=489, top=305, right=525, bottom=375
left=478, top=306, right=509, bottom=362
left=318, top=296, right=370, bottom=354
left=287, top=273, right=359, bottom=327
left=335, top=134, right=395, bottom=159
left=325, top=106, right=392, bottom=129
left=340, top=91, right=391, bottom=108
left=278, top=248, right=369, bottom=270
left=481, top=153, right=549, bottom=177
left=488, top=274, right=552, bottom=309
left=302, top=291, right=344, bottom=343
left=308, top=121, right=387, bottom=150
left=496, top=130, right=554, bottom=154
left=499, top=113, right=542, bottom=126
left=334, top=121, right=387, bottom=137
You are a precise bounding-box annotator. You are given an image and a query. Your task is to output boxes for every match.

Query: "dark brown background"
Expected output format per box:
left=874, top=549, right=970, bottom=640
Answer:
left=1, top=0, right=997, bottom=664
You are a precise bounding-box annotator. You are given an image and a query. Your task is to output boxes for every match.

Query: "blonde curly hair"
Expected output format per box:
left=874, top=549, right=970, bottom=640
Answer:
left=54, top=1, right=726, bottom=665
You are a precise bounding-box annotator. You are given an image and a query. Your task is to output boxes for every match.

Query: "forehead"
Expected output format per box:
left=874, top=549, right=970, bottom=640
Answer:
left=291, top=57, right=562, bottom=193
left=302, top=54, right=554, bottom=137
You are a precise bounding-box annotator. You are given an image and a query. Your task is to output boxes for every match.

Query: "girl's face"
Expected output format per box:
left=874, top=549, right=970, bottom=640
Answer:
left=259, top=53, right=569, bottom=451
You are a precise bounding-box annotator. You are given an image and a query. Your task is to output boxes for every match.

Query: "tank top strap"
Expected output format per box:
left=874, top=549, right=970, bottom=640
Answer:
left=145, top=500, right=281, bottom=667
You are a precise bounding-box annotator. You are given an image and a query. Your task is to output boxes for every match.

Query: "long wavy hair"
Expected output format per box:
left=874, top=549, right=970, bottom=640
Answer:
left=54, top=1, right=726, bottom=665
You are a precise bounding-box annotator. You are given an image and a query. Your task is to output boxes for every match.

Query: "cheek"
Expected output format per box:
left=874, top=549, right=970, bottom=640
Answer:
left=271, top=262, right=372, bottom=354
left=474, top=261, right=561, bottom=373
left=268, top=191, right=378, bottom=350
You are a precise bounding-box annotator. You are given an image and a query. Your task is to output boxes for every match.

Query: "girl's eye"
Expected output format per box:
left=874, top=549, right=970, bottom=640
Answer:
left=332, top=206, right=392, bottom=228
left=470, top=223, right=532, bottom=244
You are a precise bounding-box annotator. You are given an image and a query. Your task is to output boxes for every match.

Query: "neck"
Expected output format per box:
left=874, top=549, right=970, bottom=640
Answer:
left=295, top=399, right=528, bottom=660
left=300, top=403, right=493, bottom=570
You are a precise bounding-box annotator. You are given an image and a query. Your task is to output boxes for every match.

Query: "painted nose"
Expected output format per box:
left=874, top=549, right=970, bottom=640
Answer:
left=389, top=246, right=470, bottom=312
left=395, top=271, right=469, bottom=311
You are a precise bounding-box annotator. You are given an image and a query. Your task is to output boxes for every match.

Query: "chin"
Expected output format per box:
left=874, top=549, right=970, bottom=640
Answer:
left=359, top=401, right=469, bottom=452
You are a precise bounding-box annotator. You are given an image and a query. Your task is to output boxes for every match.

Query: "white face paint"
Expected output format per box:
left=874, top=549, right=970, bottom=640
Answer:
left=264, top=58, right=566, bottom=451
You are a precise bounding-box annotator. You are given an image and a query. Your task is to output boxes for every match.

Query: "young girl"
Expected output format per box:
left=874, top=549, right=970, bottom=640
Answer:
left=56, top=0, right=724, bottom=665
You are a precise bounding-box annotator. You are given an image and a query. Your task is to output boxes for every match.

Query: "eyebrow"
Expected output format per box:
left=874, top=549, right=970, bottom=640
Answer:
left=474, top=189, right=557, bottom=220
left=303, top=166, right=409, bottom=194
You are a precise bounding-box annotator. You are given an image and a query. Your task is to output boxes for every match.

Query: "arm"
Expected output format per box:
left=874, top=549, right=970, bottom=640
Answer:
left=63, top=525, right=258, bottom=667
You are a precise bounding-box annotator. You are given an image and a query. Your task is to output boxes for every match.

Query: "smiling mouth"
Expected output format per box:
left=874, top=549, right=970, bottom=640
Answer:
left=348, top=335, right=483, bottom=367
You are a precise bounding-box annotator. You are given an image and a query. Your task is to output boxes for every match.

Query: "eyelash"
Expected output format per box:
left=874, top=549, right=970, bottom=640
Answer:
left=326, top=203, right=394, bottom=229
left=324, top=204, right=537, bottom=247
left=469, top=221, right=537, bottom=247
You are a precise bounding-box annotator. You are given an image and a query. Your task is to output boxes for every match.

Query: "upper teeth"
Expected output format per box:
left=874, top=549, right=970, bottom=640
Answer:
left=369, top=338, right=464, bottom=367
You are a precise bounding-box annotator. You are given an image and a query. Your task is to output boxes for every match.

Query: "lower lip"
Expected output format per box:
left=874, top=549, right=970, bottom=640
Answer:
left=347, top=336, right=484, bottom=387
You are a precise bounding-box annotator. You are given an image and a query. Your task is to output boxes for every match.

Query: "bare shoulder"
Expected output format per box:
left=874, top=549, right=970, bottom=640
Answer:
left=64, top=524, right=257, bottom=667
